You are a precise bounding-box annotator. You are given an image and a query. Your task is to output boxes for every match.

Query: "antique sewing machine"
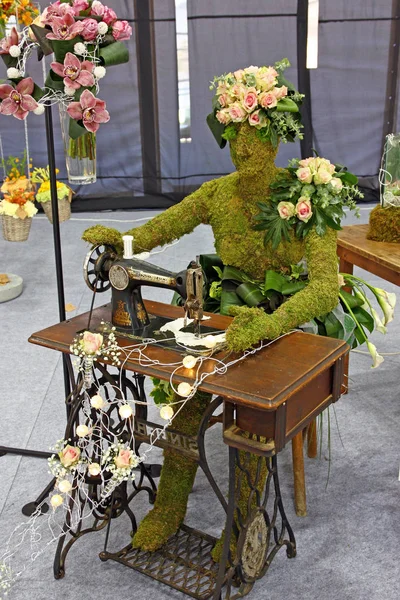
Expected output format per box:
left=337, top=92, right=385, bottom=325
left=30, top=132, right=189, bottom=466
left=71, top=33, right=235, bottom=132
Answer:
left=83, top=235, right=211, bottom=346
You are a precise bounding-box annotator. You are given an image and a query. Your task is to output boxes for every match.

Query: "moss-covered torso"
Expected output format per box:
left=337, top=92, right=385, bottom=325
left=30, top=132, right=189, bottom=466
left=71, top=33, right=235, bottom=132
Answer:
left=83, top=122, right=339, bottom=348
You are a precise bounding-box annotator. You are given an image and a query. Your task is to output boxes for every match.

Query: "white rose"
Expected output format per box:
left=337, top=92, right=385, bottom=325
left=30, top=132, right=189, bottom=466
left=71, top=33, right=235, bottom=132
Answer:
left=9, top=45, right=21, bottom=57
left=88, top=462, right=101, bottom=476
left=97, top=22, right=108, bottom=35
left=93, top=66, right=106, bottom=79
left=33, top=104, right=45, bottom=116
left=74, top=42, right=86, bottom=56
left=330, top=177, right=343, bottom=192
left=24, top=201, right=38, bottom=218
left=7, top=67, right=21, bottom=79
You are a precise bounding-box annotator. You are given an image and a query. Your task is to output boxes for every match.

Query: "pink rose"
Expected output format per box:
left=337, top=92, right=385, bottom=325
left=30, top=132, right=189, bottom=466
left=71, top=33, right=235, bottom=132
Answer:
left=313, top=168, right=332, bottom=185
left=72, top=0, right=89, bottom=15
left=259, top=91, right=277, bottom=110
left=296, top=167, right=313, bottom=184
left=218, top=92, right=229, bottom=108
left=81, top=18, right=99, bottom=41
left=81, top=331, right=103, bottom=354
left=112, top=20, right=132, bottom=41
left=59, top=445, right=81, bottom=468
left=242, top=88, right=258, bottom=112
left=234, top=69, right=245, bottom=82
left=103, top=7, right=117, bottom=25
left=277, top=201, right=296, bottom=220
left=298, top=157, right=313, bottom=168
left=274, top=85, right=288, bottom=100
left=216, top=109, right=231, bottom=125
left=296, top=198, right=313, bottom=222
left=248, top=109, right=265, bottom=129
left=330, top=177, right=343, bottom=192
left=90, top=0, right=104, bottom=16
left=231, top=83, right=245, bottom=99
left=228, top=102, right=246, bottom=123
left=115, top=448, right=133, bottom=469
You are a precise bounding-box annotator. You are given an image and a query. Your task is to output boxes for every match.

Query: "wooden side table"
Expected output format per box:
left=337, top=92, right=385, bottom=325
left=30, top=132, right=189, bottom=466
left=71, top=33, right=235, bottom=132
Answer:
left=337, top=223, right=400, bottom=285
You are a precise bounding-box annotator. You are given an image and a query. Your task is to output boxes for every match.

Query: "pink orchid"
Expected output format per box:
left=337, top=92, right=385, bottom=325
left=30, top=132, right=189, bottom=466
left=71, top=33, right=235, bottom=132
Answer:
left=0, top=78, right=38, bottom=121
left=67, top=89, right=110, bottom=132
left=0, top=27, right=21, bottom=55
left=42, top=1, right=75, bottom=25
left=51, top=52, right=94, bottom=90
left=46, top=13, right=83, bottom=41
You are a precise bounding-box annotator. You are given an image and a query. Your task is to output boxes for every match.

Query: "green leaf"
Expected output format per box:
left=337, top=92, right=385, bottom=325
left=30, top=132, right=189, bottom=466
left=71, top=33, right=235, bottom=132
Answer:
left=339, top=289, right=364, bottom=309
left=206, top=112, right=227, bottom=148
left=222, top=265, right=250, bottom=283
left=337, top=171, right=358, bottom=185
left=52, top=37, right=84, bottom=63
left=352, top=306, right=375, bottom=333
left=281, top=280, right=307, bottom=295
left=69, top=117, right=87, bottom=140
left=99, top=41, right=129, bottom=67
left=30, top=24, right=54, bottom=56
left=236, top=282, right=266, bottom=307
left=220, top=289, right=244, bottom=315
left=213, top=266, right=223, bottom=279
left=275, top=98, right=299, bottom=113
left=264, top=270, right=287, bottom=292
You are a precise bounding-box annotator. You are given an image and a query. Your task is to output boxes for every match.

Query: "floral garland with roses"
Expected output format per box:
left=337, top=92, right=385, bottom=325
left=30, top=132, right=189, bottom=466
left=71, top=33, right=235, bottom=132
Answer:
left=0, top=0, right=132, bottom=144
left=254, top=156, right=363, bottom=249
left=207, top=58, right=304, bottom=148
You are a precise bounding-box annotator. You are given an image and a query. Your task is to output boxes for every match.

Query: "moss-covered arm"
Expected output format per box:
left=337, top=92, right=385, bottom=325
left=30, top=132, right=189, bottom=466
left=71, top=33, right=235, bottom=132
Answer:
left=82, top=179, right=217, bottom=254
left=226, top=228, right=339, bottom=351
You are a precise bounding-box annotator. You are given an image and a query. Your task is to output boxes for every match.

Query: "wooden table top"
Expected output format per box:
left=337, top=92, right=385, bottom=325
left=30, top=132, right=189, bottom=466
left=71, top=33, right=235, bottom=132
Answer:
left=337, top=224, right=400, bottom=273
left=29, top=301, right=348, bottom=412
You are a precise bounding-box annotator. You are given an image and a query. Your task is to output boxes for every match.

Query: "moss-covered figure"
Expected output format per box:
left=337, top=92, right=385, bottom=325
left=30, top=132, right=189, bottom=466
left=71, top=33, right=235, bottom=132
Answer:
left=83, top=122, right=339, bottom=553
left=367, top=204, right=400, bottom=243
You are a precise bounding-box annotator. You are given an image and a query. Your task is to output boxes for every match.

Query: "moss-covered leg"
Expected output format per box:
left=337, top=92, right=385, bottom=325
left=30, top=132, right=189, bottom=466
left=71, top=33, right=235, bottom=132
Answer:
left=211, top=443, right=268, bottom=563
left=132, top=390, right=211, bottom=552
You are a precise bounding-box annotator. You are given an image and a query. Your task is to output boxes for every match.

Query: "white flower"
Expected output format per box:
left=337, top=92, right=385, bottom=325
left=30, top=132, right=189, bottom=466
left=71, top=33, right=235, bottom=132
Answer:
left=23, top=201, right=38, bottom=218
left=118, top=404, right=133, bottom=419
left=64, top=86, right=76, bottom=96
left=93, top=66, right=106, bottom=79
left=371, top=308, right=387, bottom=334
left=33, top=104, right=45, bottom=115
left=374, top=288, right=396, bottom=325
left=74, top=42, right=86, bottom=56
left=160, top=405, right=174, bottom=420
left=90, top=394, right=104, bottom=409
left=50, top=494, right=64, bottom=508
left=76, top=424, right=89, bottom=437
left=97, top=22, right=108, bottom=35
left=7, top=67, right=21, bottom=79
left=88, top=462, right=101, bottom=476
left=58, top=479, right=72, bottom=493
left=366, top=341, right=384, bottom=369
left=9, top=45, right=21, bottom=57
left=177, top=382, right=192, bottom=397
left=182, top=355, right=197, bottom=369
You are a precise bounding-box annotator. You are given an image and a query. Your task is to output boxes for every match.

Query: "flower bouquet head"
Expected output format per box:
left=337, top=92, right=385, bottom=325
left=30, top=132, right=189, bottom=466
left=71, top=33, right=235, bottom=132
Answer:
left=0, top=0, right=39, bottom=34
left=254, top=155, right=363, bottom=249
left=207, top=58, right=304, bottom=149
left=0, top=151, right=32, bottom=195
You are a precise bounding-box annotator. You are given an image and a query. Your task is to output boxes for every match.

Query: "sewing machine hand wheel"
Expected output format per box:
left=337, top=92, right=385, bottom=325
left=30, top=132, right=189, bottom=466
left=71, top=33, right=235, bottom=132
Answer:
left=83, top=244, right=116, bottom=293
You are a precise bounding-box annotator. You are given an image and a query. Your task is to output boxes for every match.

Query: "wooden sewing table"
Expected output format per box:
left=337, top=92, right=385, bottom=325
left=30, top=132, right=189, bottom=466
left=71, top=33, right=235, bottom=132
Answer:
left=29, top=301, right=348, bottom=599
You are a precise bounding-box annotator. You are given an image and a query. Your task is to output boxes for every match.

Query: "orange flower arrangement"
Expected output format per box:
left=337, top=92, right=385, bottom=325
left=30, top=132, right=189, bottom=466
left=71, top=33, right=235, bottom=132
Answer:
left=0, top=187, right=37, bottom=219
left=0, top=0, right=39, bottom=30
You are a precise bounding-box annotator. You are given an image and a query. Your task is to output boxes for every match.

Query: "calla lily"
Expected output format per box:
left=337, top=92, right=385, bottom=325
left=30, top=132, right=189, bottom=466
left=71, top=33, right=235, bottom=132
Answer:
left=370, top=308, right=387, bottom=334
left=0, top=27, right=21, bottom=55
left=51, top=53, right=94, bottom=90
left=67, top=90, right=110, bottom=132
left=46, top=13, right=83, bottom=40
left=366, top=341, right=384, bottom=369
left=374, top=288, right=396, bottom=325
left=0, top=78, right=38, bottom=121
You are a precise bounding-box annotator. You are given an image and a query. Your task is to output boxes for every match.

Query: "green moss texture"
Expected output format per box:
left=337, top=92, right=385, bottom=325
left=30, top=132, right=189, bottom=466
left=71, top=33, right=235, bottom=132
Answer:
left=83, top=121, right=340, bottom=554
left=367, top=205, right=400, bottom=243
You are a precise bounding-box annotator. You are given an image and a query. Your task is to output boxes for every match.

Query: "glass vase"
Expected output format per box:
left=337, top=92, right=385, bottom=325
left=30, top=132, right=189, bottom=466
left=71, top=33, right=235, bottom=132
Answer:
left=59, top=104, right=96, bottom=185
left=380, top=133, right=400, bottom=207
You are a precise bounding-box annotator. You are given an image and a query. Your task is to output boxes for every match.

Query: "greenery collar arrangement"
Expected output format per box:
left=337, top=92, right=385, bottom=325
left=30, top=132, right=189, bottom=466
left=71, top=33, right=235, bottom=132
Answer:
left=207, top=58, right=304, bottom=148
left=254, top=155, right=363, bottom=249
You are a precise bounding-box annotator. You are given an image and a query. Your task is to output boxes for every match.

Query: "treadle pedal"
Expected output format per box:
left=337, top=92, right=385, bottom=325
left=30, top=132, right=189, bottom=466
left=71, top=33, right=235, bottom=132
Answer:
left=100, top=524, right=220, bottom=599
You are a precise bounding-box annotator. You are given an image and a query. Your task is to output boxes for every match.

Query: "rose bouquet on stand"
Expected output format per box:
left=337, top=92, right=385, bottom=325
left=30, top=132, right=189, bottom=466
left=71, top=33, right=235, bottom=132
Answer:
left=0, top=0, right=133, bottom=184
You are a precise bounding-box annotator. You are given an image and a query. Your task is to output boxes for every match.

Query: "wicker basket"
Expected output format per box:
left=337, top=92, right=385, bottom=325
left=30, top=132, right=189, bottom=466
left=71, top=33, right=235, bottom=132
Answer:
left=2, top=215, right=32, bottom=242
left=41, top=193, right=72, bottom=224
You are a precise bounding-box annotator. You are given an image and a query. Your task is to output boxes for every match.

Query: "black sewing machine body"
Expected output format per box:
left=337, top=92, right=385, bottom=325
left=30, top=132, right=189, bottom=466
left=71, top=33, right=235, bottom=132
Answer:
left=83, top=242, right=214, bottom=346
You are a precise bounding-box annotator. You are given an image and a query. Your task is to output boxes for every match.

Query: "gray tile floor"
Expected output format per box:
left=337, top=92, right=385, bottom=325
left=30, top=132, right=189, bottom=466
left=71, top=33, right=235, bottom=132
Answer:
left=0, top=205, right=399, bottom=600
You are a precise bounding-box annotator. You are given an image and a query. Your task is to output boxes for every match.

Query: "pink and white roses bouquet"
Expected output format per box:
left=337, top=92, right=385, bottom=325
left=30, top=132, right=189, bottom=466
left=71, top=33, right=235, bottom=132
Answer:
left=254, top=155, right=363, bottom=248
left=207, top=59, right=304, bottom=148
left=101, top=441, right=139, bottom=493
left=0, top=1, right=132, bottom=160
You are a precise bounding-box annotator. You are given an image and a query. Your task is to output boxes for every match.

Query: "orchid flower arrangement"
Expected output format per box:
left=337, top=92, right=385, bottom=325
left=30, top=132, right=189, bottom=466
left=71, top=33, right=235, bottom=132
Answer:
left=0, top=0, right=132, bottom=146
left=207, top=58, right=304, bottom=148
left=254, top=156, right=363, bottom=249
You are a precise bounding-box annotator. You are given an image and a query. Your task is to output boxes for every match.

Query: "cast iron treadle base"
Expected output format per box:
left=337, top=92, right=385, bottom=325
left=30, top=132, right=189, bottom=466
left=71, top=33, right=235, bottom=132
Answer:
left=100, top=524, right=221, bottom=600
